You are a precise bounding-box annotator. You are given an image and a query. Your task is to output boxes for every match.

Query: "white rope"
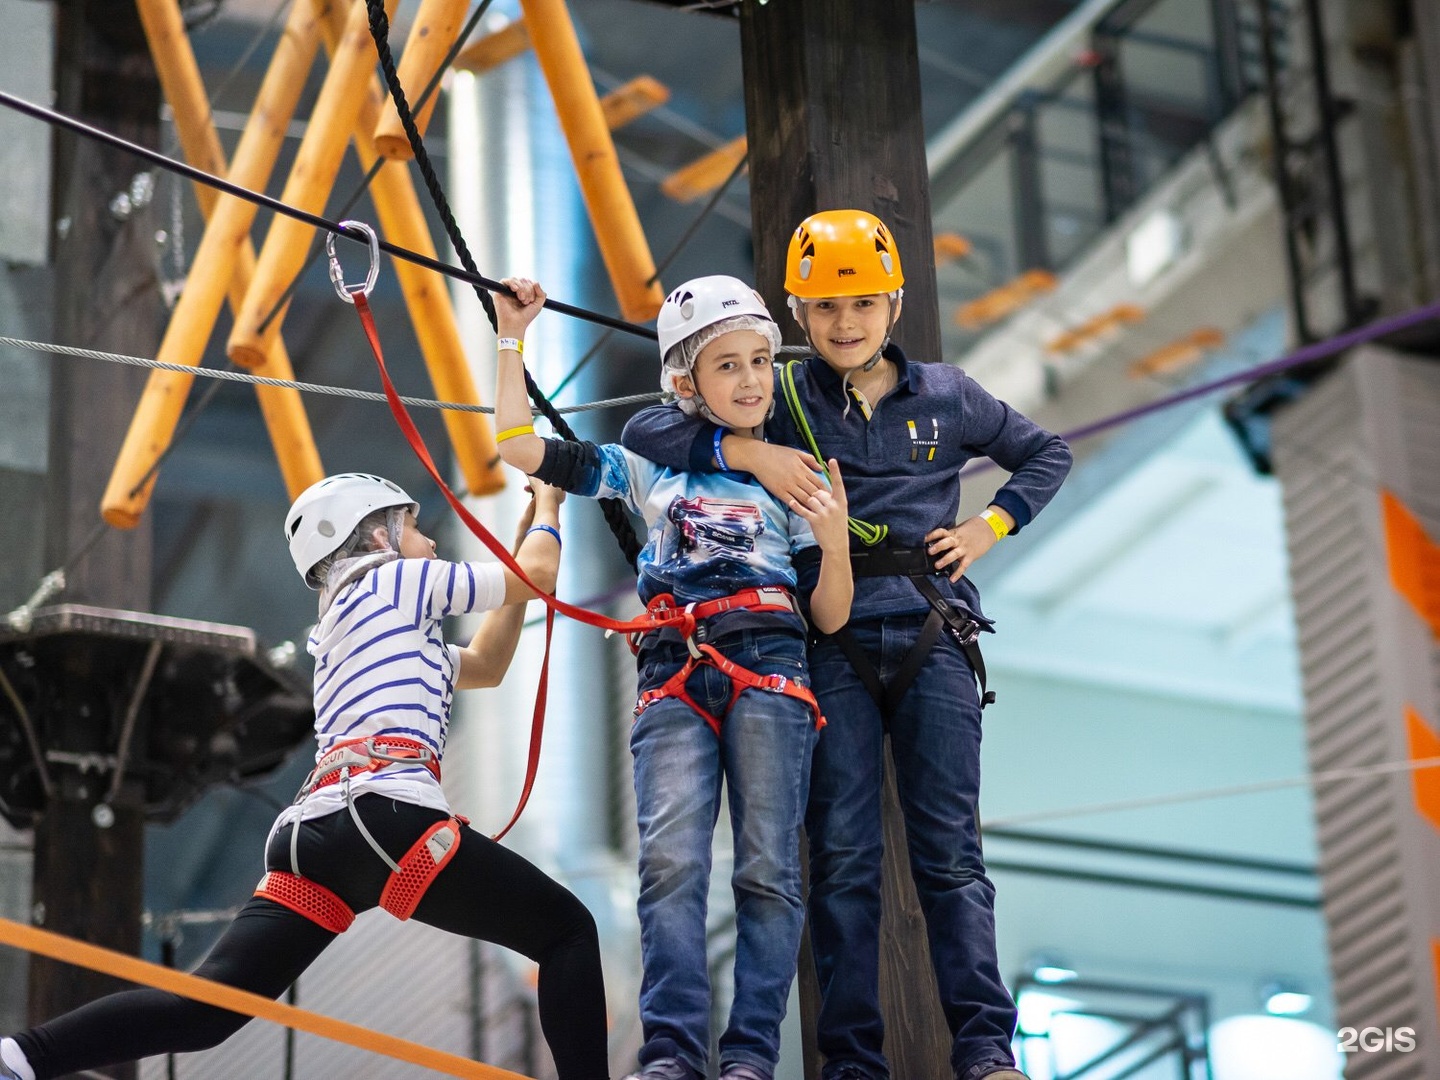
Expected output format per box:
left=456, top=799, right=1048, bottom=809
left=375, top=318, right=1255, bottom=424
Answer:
left=0, top=335, right=662, bottom=416
left=982, top=755, right=1440, bottom=829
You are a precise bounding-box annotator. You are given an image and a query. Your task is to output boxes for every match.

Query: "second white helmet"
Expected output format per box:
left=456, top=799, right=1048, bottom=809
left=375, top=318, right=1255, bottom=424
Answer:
left=655, top=276, right=781, bottom=413
left=284, top=473, right=419, bottom=587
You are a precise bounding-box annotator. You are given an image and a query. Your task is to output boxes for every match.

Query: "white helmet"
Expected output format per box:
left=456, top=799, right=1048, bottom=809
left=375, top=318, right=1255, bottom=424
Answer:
left=656, top=276, right=781, bottom=414
left=284, top=473, right=419, bottom=587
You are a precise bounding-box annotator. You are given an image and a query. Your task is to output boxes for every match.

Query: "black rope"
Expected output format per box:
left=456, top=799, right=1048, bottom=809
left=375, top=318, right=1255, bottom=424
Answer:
left=548, top=149, right=749, bottom=400
left=363, top=1, right=643, bottom=569
left=0, top=91, right=655, bottom=342
left=256, top=0, right=498, bottom=336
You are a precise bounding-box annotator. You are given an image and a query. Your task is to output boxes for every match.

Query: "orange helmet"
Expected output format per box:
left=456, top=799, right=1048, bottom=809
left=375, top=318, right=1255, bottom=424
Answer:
left=785, top=209, right=904, bottom=298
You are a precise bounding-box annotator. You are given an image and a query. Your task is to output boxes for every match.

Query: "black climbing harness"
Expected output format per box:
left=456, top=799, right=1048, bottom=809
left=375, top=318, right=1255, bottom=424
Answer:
left=829, top=545, right=995, bottom=714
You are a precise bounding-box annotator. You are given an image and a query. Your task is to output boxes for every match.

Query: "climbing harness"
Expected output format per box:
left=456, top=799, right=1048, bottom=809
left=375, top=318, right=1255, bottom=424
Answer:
left=630, top=588, right=826, bottom=735
left=843, top=546, right=996, bottom=712
left=779, top=359, right=995, bottom=710
left=254, top=735, right=465, bottom=932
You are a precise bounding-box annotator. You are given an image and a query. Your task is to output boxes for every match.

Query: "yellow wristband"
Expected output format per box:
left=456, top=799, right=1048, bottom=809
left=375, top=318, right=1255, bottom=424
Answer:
left=497, top=337, right=523, bottom=354
left=495, top=424, right=534, bottom=444
left=979, top=508, right=1010, bottom=540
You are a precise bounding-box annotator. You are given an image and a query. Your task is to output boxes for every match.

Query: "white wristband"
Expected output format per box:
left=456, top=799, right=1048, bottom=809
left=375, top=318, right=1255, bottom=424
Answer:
left=497, top=337, right=523, bottom=354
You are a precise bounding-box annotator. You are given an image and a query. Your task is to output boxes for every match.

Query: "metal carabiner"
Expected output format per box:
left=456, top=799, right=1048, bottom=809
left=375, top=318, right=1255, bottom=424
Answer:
left=326, top=219, right=380, bottom=304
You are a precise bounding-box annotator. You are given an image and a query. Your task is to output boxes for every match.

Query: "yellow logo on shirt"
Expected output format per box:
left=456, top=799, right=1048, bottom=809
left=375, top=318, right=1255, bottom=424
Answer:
left=906, top=418, right=939, bottom=462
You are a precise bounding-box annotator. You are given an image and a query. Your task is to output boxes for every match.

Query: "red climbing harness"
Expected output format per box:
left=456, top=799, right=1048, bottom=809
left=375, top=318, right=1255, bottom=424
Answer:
left=301, top=735, right=441, bottom=797
left=254, top=736, right=468, bottom=932
left=631, top=587, right=826, bottom=736
left=255, top=870, right=355, bottom=934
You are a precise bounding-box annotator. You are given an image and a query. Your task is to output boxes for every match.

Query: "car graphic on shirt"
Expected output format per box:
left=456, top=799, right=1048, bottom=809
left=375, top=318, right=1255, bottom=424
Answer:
left=666, top=496, right=766, bottom=562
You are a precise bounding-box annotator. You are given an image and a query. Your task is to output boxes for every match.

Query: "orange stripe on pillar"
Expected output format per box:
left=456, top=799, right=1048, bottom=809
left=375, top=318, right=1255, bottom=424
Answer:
left=1380, top=490, right=1440, bottom=639
left=1405, top=705, right=1440, bottom=831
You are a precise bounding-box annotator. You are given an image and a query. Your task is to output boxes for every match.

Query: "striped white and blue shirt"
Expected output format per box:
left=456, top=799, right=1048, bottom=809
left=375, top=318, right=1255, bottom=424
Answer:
left=277, top=557, right=507, bottom=827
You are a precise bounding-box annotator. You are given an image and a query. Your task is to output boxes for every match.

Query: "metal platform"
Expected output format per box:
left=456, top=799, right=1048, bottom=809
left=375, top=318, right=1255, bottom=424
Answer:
left=0, top=603, right=313, bottom=829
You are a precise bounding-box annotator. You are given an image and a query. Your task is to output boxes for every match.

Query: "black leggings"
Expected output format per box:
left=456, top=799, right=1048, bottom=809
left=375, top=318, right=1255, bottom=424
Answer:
left=14, top=796, right=609, bottom=1080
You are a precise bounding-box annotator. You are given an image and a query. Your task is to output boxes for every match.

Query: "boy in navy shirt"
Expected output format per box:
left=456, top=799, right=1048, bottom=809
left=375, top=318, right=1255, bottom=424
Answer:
left=621, top=211, right=1071, bottom=1080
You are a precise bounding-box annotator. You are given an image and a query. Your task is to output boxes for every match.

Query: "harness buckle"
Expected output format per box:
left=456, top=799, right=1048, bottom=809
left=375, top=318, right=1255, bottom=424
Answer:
left=949, top=616, right=981, bottom=647
left=683, top=602, right=704, bottom=658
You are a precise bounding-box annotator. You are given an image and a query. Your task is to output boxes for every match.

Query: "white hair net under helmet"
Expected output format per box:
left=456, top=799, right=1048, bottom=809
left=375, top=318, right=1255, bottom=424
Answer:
left=656, top=276, right=781, bottom=418
left=284, top=473, right=418, bottom=587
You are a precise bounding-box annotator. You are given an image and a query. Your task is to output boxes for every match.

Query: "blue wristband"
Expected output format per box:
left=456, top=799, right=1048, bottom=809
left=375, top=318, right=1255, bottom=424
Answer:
left=713, top=427, right=730, bottom=472
left=526, top=524, right=561, bottom=548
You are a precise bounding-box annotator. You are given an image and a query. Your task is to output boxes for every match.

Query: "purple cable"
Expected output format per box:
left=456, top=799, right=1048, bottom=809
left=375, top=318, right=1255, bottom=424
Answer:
left=964, top=299, right=1440, bottom=475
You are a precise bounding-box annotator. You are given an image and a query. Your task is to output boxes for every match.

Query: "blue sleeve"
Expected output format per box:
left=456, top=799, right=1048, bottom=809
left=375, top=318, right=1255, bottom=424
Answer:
left=958, top=374, right=1072, bottom=533
left=535, top=438, right=647, bottom=513
left=620, top=404, right=721, bottom=474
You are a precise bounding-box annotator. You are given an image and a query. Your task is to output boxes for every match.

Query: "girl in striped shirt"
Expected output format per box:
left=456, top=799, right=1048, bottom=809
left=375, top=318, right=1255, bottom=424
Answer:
left=0, top=475, right=612, bottom=1080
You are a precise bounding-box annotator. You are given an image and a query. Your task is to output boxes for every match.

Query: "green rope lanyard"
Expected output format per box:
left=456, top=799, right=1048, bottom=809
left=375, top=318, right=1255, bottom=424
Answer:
left=779, top=360, right=888, bottom=547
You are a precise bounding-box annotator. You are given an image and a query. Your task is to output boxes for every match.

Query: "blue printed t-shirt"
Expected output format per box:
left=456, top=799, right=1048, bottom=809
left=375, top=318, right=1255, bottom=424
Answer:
left=538, top=440, right=817, bottom=636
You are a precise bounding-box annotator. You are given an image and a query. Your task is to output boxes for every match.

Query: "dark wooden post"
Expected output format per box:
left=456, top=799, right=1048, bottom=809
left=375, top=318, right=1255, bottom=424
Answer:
left=33, top=0, right=160, bottom=1066
left=738, top=0, right=940, bottom=362
left=737, top=4, right=951, bottom=1079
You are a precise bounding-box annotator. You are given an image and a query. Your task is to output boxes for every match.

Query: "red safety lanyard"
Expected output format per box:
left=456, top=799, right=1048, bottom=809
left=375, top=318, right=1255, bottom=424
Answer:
left=332, top=222, right=803, bottom=835
left=346, top=291, right=714, bottom=839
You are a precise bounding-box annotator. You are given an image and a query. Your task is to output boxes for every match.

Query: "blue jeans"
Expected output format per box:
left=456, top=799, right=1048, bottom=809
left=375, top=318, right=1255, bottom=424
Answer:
left=631, top=627, right=818, bottom=1078
left=806, top=614, right=1017, bottom=1080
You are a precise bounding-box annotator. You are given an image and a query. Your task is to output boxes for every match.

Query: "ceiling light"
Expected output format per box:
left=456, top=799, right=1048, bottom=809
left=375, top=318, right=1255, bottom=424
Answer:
left=1126, top=208, right=1185, bottom=288
left=1029, top=953, right=1078, bottom=983
left=1261, top=982, right=1311, bottom=1016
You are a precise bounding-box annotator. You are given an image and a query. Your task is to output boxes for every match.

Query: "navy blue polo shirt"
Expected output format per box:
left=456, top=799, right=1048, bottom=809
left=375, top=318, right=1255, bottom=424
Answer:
left=621, top=344, right=1072, bottom=622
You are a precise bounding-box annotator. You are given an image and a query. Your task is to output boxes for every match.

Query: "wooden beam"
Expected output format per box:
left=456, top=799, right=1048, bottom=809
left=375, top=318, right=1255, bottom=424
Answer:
left=518, top=0, right=665, bottom=321
left=134, top=0, right=324, bottom=503
left=226, top=0, right=398, bottom=371
left=954, top=269, right=1058, bottom=331
left=452, top=17, right=530, bottom=74
left=317, top=0, right=505, bottom=497
left=1045, top=302, right=1146, bottom=354
left=600, top=74, right=670, bottom=131
left=102, top=0, right=325, bottom=528
left=1127, top=326, right=1224, bottom=378
left=373, top=0, right=469, bottom=160
left=933, top=231, right=973, bottom=265
left=660, top=135, right=746, bottom=203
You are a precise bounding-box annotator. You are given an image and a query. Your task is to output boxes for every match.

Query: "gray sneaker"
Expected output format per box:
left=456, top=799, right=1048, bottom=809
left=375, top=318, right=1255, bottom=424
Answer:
left=719, top=1064, right=771, bottom=1080
left=622, top=1058, right=700, bottom=1080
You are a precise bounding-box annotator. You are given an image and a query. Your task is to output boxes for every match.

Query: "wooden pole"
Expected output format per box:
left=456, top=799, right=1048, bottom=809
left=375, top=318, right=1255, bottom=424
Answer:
left=100, top=0, right=326, bottom=527
left=225, top=0, right=399, bottom=371
left=34, top=3, right=158, bottom=1065
left=516, top=0, right=665, bottom=322
left=134, top=0, right=325, bottom=502
left=372, top=0, right=469, bottom=160
left=739, top=0, right=939, bottom=360
left=316, top=1, right=505, bottom=497
left=737, top=4, right=948, bottom=1079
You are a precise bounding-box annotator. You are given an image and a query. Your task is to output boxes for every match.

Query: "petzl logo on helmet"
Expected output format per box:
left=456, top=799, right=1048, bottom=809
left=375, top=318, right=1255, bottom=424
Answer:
left=722, top=298, right=740, bottom=307
left=838, top=267, right=857, bottom=276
